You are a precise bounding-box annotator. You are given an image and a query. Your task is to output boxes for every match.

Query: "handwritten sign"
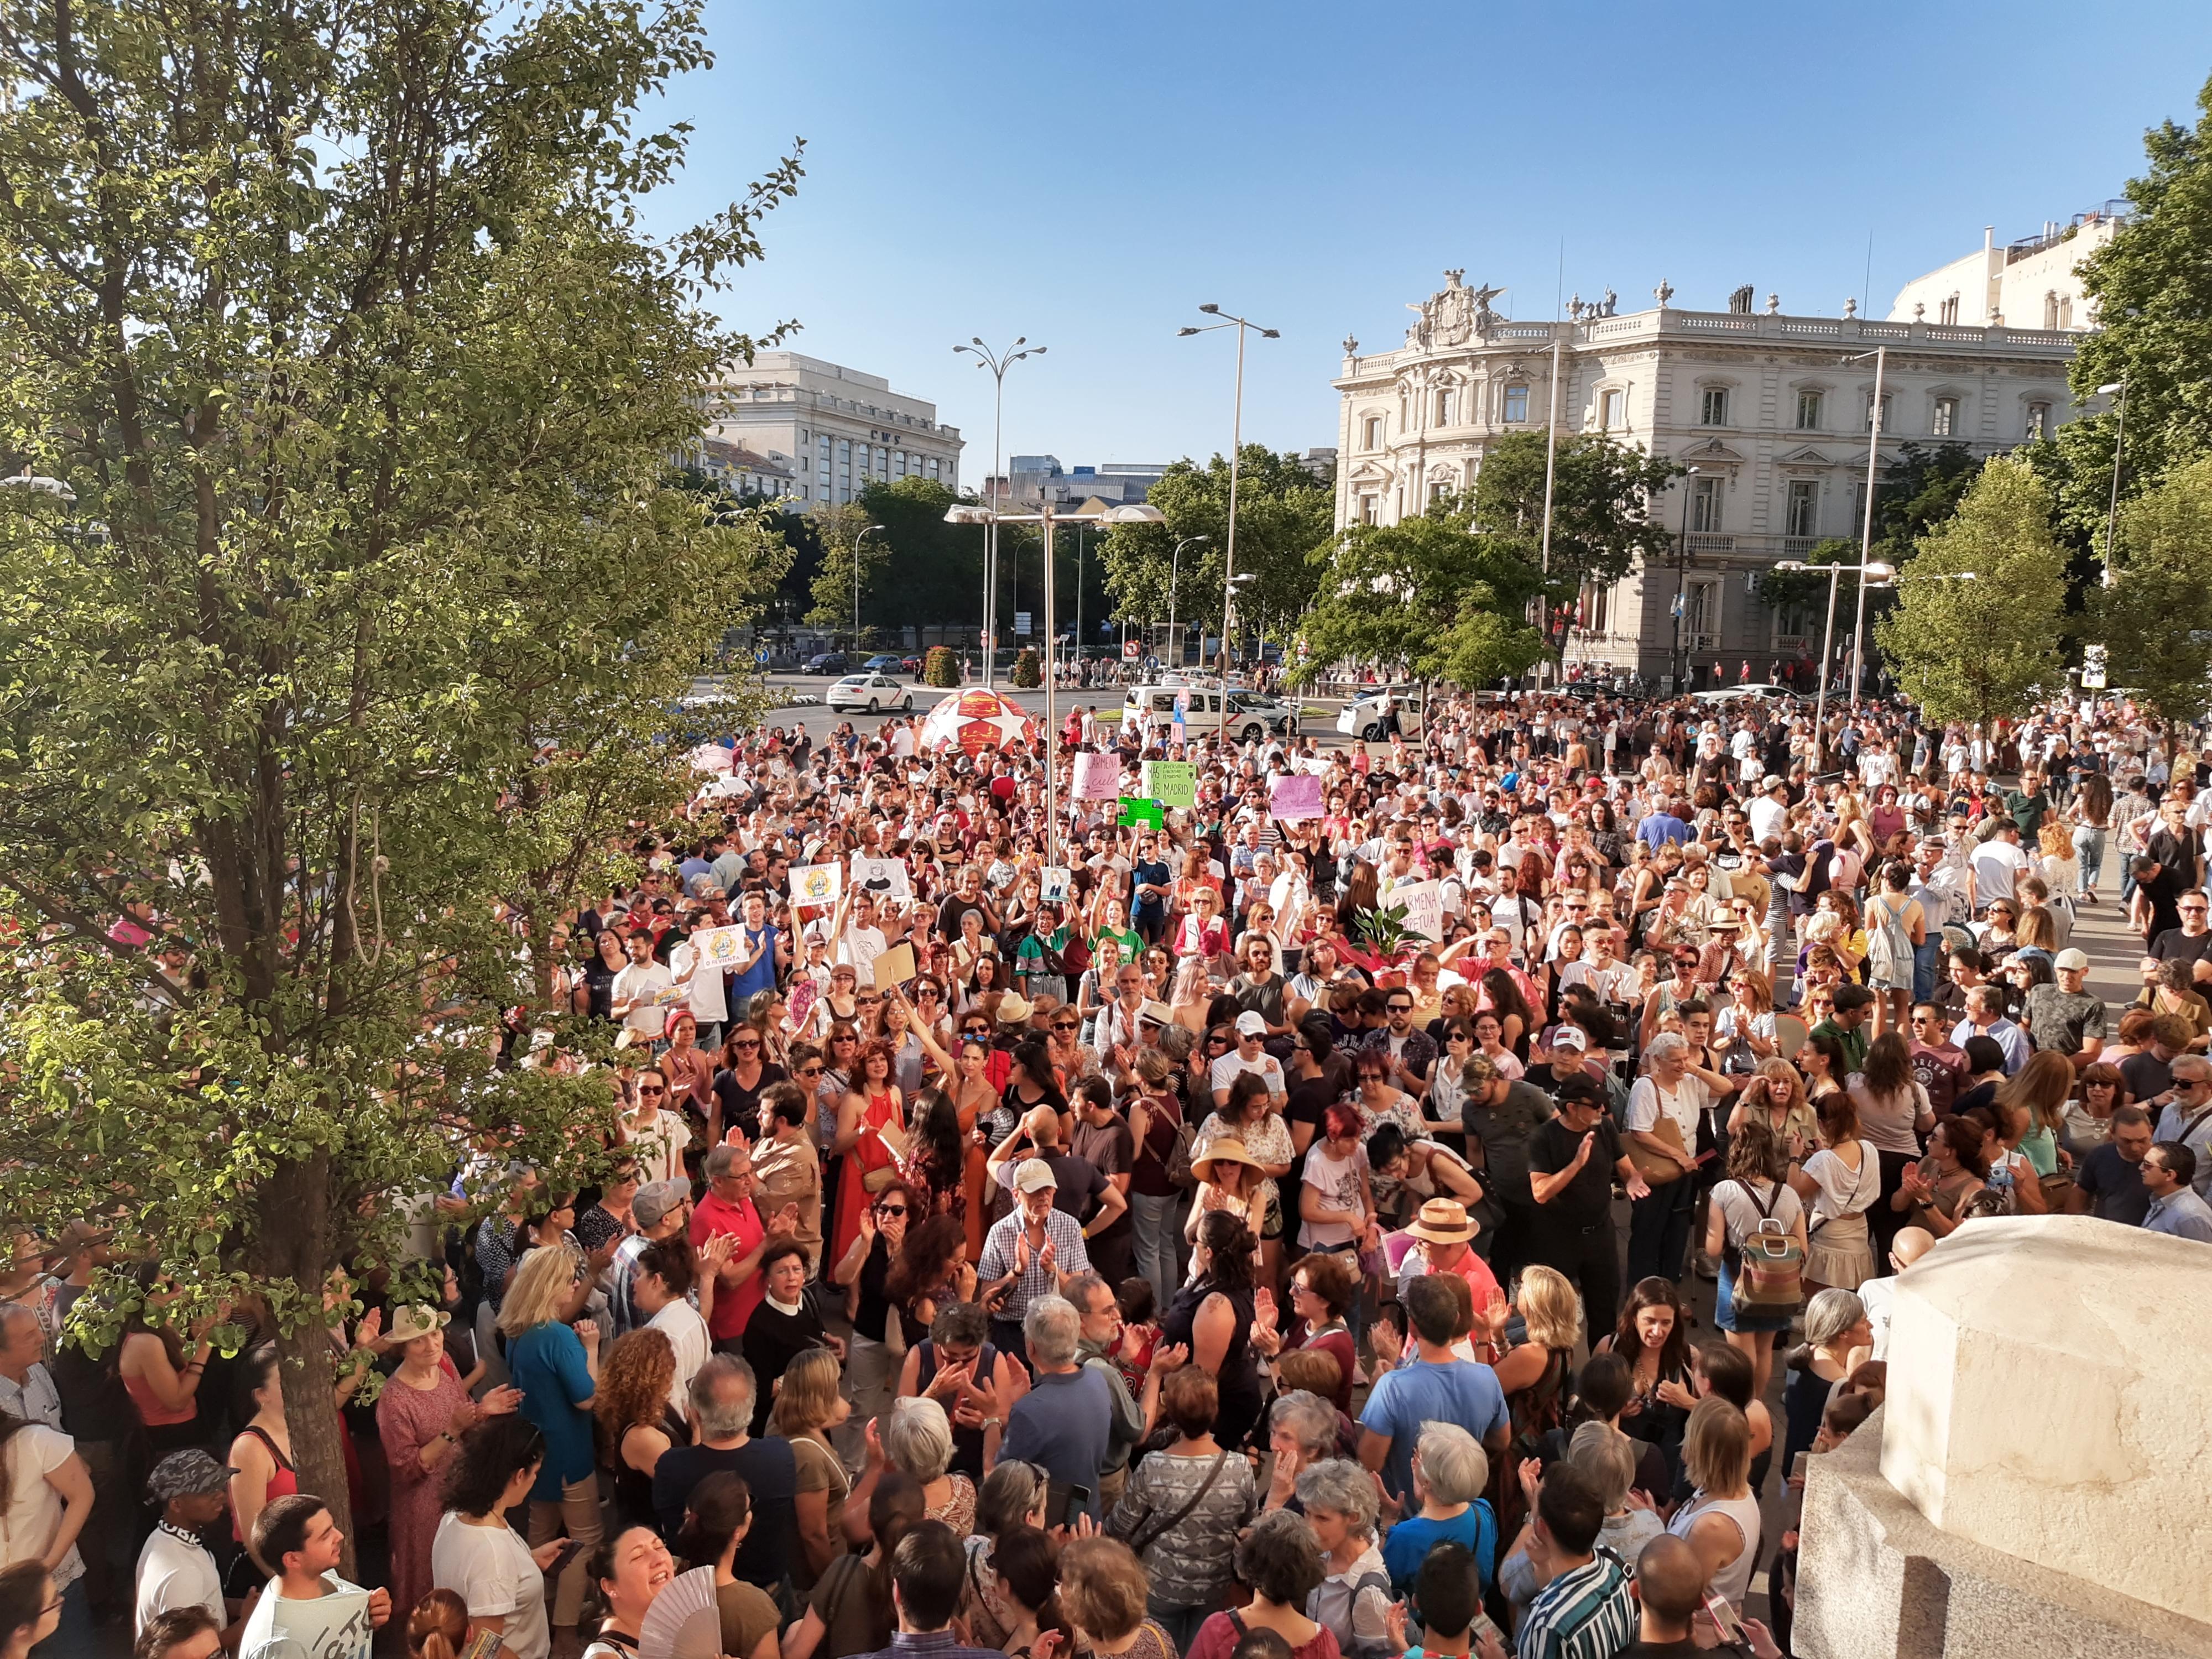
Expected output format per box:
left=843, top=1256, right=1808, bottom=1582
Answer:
left=1392, top=879, right=1444, bottom=944
left=1270, top=773, right=1324, bottom=821
left=240, top=1576, right=374, bottom=1659
left=1141, top=760, right=1196, bottom=808
left=1115, top=797, right=1165, bottom=831
left=849, top=855, right=911, bottom=901
left=1073, top=750, right=1123, bottom=801
left=789, top=862, right=842, bottom=907
left=1040, top=866, right=1073, bottom=904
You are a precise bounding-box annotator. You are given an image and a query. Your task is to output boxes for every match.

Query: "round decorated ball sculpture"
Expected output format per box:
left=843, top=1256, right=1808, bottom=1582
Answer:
left=920, top=689, right=1038, bottom=755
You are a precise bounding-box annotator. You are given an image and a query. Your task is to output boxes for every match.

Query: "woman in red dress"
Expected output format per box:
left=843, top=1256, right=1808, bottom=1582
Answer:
left=830, top=1039, right=903, bottom=1264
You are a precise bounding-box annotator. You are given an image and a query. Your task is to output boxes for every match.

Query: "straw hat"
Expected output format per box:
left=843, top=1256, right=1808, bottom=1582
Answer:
left=1191, top=1138, right=1262, bottom=1185
left=995, top=994, right=1034, bottom=1025
left=1404, top=1197, right=1479, bottom=1244
left=386, top=1304, right=452, bottom=1345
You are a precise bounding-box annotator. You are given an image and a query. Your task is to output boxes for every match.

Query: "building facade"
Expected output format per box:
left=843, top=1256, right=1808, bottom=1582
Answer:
left=1887, top=206, right=2124, bottom=332
left=1332, top=272, right=2086, bottom=686
left=680, top=435, right=800, bottom=501
left=700, top=351, right=962, bottom=508
left=987, top=456, right=1169, bottom=508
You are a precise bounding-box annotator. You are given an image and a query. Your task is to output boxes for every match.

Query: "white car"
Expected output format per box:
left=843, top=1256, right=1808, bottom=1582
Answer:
left=825, top=674, right=915, bottom=714
left=1335, top=686, right=1425, bottom=742
left=1687, top=685, right=1799, bottom=707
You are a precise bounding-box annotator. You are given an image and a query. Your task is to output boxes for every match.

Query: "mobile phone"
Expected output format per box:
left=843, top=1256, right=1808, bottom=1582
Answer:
left=1791, top=1450, right=1811, bottom=1483
left=1046, top=1479, right=1092, bottom=1529
left=1702, top=1589, right=1745, bottom=1645
left=542, top=1538, right=587, bottom=1580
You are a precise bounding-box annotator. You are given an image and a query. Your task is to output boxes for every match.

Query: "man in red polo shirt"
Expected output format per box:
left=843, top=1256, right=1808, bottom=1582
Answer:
left=691, top=1141, right=798, bottom=1350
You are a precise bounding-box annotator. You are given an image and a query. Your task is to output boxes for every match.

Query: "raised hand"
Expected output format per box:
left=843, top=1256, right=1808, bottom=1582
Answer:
left=482, top=1384, right=525, bottom=1416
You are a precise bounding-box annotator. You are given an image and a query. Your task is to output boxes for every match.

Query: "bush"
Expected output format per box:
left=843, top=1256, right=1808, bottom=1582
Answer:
left=1012, top=648, right=1041, bottom=688
left=923, top=646, right=961, bottom=688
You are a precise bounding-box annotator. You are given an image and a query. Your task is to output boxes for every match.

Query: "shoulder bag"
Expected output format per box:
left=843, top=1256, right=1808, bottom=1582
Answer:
left=1625, top=1097, right=1691, bottom=1187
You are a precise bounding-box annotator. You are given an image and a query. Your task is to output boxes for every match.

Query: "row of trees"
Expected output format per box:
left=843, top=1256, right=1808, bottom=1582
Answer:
left=1879, top=70, right=2212, bottom=731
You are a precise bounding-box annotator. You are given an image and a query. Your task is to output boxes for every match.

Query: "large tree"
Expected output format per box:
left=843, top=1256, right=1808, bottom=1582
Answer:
left=1297, top=511, right=1546, bottom=689
left=0, top=0, right=793, bottom=1540
left=2087, top=455, right=2212, bottom=726
left=2048, top=72, right=2212, bottom=536
left=1099, top=446, right=1334, bottom=655
left=1874, top=458, right=2068, bottom=728
left=1463, top=429, right=1682, bottom=594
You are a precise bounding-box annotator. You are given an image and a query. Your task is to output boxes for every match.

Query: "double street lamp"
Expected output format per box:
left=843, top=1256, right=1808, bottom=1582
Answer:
left=1167, top=534, right=1208, bottom=667
left=853, top=523, right=885, bottom=650
left=2098, top=378, right=2127, bottom=588
left=1775, top=558, right=1978, bottom=745
left=946, top=498, right=1166, bottom=866
left=953, top=336, right=1046, bottom=687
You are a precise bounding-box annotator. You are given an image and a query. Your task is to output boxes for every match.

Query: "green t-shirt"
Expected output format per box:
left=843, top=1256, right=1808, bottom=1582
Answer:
left=1092, top=925, right=1142, bottom=963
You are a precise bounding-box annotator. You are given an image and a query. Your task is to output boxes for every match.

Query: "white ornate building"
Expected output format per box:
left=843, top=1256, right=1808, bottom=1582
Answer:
left=1332, top=273, right=2088, bottom=685
left=700, top=351, right=962, bottom=509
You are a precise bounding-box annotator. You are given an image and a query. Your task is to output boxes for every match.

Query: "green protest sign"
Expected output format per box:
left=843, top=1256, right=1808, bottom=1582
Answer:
left=1141, top=760, right=1196, bottom=808
left=1115, top=796, right=1166, bottom=830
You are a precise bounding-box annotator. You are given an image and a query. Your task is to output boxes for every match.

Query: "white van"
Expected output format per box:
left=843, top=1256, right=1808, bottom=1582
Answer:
left=1120, top=684, right=1275, bottom=745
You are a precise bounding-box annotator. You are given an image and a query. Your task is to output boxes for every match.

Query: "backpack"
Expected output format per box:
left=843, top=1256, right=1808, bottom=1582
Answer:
left=1165, top=1116, right=1201, bottom=1191
left=1730, top=1181, right=1805, bottom=1313
left=1864, top=891, right=1913, bottom=982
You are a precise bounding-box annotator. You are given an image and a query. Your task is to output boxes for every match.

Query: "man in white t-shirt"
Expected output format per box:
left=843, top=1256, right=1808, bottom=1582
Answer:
left=239, top=1495, right=395, bottom=1659
left=833, top=889, right=889, bottom=982
left=1969, top=821, right=2031, bottom=913
left=611, top=929, right=676, bottom=1040
left=1747, top=776, right=1790, bottom=844
left=1209, top=1011, right=1287, bottom=1108
left=135, top=1451, right=234, bottom=1640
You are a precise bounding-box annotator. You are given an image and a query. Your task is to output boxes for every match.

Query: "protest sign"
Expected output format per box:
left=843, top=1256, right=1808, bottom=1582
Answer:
left=240, top=1578, right=375, bottom=1659
left=849, top=855, right=911, bottom=901
left=1392, top=879, right=1444, bottom=943
left=789, top=862, right=842, bottom=907
left=1269, top=773, right=1324, bottom=821
left=1040, top=866, right=1073, bottom=904
left=1073, top=751, right=1123, bottom=800
left=1141, top=760, right=1196, bottom=808
left=1115, top=797, right=1166, bottom=831
left=689, top=925, right=749, bottom=969
left=870, top=942, right=917, bottom=988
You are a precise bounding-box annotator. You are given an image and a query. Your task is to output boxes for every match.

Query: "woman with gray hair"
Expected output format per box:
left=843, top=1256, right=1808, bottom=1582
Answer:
left=1261, top=1390, right=1340, bottom=1513
left=1569, top=1420, right=1665, bottom=1566
left=849, top=1394, right=976, bottom=1541
left=1627, top=1028, right=1740, bottom=1287
left=1297, top=1458, right=1394, bottom=1659
left=1780, top=1288, right=1871, bottom=1481
left=1377, top=1421, right=1497, bottom=1595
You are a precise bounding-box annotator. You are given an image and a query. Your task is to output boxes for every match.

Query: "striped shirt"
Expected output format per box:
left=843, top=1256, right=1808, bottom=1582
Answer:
left=1516, top=1549, right=1636, bottom=1659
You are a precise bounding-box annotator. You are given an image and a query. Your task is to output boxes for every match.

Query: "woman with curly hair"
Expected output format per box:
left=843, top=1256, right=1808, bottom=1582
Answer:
left=592, top=1328, right=681, bottom=1530
left=830, top=1038, right=904, bottom=1265
left=882, top=1213, right=976, bottom=1345
left=898, top=1087, right=967, bottom=1227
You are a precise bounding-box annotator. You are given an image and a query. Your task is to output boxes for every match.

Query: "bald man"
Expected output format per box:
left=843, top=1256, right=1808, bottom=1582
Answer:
left=1626, top=1533, right=1710, bottom=1653
left=1858, top=1226, right=1934, bottom=1361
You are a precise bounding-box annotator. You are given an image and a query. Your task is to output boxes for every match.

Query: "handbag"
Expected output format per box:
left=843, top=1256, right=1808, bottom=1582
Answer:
left=1625, top=1113, right=1691, bottom=1187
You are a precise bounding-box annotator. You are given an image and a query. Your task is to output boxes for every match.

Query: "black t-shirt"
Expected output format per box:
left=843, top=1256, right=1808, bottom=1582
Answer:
left=937, top=894, right=993, bottom=942
left=652, top=1438, right=797, bottom=1588
left=1034, top=1150, right=1108, bottom=1224
left=1527, top=1115, right=1623, bottom=1228
left=2075, top=1142, right=2152, bottom=1227
left=712, top=1062, right=788, bottom=1130
left=2120, top=1050, right=2173, bottom=1103
left=1070, top=1118, right=1134, bottom=1241
left=2148, top=926, right=2212, bottom=971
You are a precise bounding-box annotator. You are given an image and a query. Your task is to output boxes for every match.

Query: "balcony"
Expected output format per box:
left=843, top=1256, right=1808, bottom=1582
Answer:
left=1782, top=536, right=1822, bottom=561
left=1684, top=534, right=1734, bottom=559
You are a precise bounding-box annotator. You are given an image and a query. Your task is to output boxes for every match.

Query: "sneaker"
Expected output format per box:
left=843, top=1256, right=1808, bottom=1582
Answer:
left=1693, top=1251, right=1721, bottom=1281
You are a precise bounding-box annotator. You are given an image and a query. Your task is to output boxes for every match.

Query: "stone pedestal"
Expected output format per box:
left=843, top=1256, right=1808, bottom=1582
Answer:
left=1794, top=1217, right=2212, bottom=1658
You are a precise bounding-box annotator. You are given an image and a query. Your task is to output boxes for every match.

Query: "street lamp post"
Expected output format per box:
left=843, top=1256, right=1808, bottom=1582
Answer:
left=1842, top=347, right=1888, bottom=706
left=2098, top=378, right=2127, bottom=588
left=953, top=336, right=1046, bottom=688
left=1167, top=534, right=1208, bottom=667
left=947, top=499, right=1165, bottom=867
left=1179, top=304, right=1277, bottom=729
left=1776, top=556, right=1896, bottom=752
left=853, top=523, right=885, bottom=650
left=1670, top=467, right=1700, bottom=692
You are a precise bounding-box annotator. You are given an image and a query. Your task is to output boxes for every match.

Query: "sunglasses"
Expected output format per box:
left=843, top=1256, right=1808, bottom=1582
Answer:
left=637, top=1084, right=666, bottom=1097
left=1388, top=1003, right=1413, bottom=1013
left=1051, top=1022, right=1078, bottom=1032
left=732, top=1039, right=761, bottom=1050
left=875, top=1203, right=909, bottom=1218
left=795, top=1063, right=824, bottom=1076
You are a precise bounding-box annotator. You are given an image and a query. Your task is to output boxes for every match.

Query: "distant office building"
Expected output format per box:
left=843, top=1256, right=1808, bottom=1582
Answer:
left=988, top=456, right=1169, bottom=508
left=1297, top=447, right=1338, bottom=482
left=1887, top=206, right=2125, bottom=332
left=698, top=351, right=962, bottom=507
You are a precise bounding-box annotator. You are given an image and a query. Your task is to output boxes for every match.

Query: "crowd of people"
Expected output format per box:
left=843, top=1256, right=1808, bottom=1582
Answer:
left=5, top=675, right=2206, bottom=1659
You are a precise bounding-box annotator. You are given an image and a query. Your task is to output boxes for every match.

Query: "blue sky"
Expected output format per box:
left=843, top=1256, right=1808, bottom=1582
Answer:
left=648, top=1, right=2212, bottom=477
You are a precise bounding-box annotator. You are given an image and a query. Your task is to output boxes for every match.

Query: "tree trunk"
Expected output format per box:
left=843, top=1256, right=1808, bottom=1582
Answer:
left=253, top=1151, right=357, bottom=1571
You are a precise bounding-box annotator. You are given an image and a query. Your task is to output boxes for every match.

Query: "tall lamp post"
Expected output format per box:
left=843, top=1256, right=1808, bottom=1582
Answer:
left=948, top=499, right=1166, bottom=866
left=853, top=523, right=885, bottom=650
left=1841, top=347, right=1889, bottom=706
left=953, top=336, right=1046, bottom=688
left=1178, top=303, right=1277, bottom=729
left=1775, top=557, right=1892, bottom=750
left=2098, top=378, right=2127, bottom=588
left=1668, top=467, right=1700, bottom=692
left=1168, top=534, right=1207, bottom=668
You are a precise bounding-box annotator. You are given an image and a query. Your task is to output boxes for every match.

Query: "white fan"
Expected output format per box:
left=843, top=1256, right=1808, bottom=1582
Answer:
left=639, top=1564, right=724, bottom=1659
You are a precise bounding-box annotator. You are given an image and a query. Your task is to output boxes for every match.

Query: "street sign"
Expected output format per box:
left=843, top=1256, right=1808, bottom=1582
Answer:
left=2081, top=643, right=2107, bottom=690
left=1122, top=639, right=1141, bottom=661
left=1014, top=611, right=1032, bottom=637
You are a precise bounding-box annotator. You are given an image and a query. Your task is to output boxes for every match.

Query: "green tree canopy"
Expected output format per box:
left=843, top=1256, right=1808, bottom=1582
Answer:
left=0, top=0, right=793, bottom=1538
left=2052, top=72, right=2212, bottom=535
left=1297, top=512, right=1546, bottom=688
left=2088, top=455, right=2212, bottom=725
left=1874, top=457, right=2067, bottom=728
left=1099, top=446, right=1334, bottom=650
left=805, top=502, right=891, bottom=635
left=1464, top=430, right=1682, bottom=593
